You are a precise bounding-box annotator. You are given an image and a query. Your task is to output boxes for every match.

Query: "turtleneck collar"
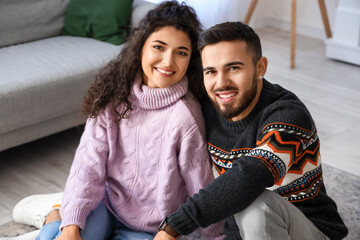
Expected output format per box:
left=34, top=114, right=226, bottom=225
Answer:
left=131, top=73, right=189, bottom=110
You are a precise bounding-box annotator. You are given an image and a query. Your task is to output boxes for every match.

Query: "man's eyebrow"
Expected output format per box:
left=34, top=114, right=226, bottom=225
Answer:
left=225, top=61, right=245, bottom=67
left=203, top=67, right=215, bottom=72
left=203, top=61, right=245, bottom=72
left=153, top=40, right=190, bottom=52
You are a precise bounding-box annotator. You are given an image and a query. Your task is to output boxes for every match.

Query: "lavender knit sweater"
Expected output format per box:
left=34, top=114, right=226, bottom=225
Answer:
left=59, top=75, right=224, bottom=239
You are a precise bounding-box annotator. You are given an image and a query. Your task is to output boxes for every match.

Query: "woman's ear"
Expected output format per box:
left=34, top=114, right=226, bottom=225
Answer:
left=256, top=56, right=268, bottom=78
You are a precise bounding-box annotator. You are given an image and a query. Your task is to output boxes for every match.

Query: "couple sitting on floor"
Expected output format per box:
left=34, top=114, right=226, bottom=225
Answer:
left=12, top=1, right=348, bottom=240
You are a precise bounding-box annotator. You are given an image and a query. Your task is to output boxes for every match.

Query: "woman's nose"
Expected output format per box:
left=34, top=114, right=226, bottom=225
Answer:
left=161, top=51, right=174, bottom=66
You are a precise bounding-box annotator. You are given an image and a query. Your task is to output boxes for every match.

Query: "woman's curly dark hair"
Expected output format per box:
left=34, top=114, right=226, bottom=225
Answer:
left=82, top=1, right=204, bottom=121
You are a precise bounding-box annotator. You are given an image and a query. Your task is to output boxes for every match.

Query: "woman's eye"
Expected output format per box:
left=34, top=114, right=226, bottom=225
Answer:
left=153, top=45, right=163, bottom=50
left=205, top=70, right=215, bottom=75
left=177, top=51, right=188, bottom=57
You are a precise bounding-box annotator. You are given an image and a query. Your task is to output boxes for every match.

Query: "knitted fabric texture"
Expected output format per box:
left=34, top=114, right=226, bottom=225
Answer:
left=168, top=79, right=348, bottom=240
left=60, top=75, right=224, bottom=239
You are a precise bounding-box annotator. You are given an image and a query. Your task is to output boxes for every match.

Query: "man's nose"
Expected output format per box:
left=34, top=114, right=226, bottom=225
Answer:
left=215, top=72, right=230, bottom=88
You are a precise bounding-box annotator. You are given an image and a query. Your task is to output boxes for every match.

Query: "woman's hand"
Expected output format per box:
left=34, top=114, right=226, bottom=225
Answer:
left=57, top=225, right=81, bottom=240
left=153, top=231, right=176, bottom=240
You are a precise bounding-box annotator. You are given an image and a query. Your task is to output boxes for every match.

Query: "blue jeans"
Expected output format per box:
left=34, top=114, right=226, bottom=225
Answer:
left=35, top=202, right=156, bottom=240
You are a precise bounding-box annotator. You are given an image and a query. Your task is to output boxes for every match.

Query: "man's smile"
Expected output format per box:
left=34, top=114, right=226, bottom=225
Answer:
left=215, top=91, right=238, bottom=103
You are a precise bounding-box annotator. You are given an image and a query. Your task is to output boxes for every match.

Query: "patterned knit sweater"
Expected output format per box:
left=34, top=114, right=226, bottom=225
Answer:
left=59, top=75, right=224, bottom=239
left=168, top=79, right=348, bottom=240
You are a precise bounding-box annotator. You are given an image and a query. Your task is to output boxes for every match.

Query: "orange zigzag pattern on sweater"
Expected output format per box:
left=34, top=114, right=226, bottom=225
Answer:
left=256, top=130, right=320, bottom=185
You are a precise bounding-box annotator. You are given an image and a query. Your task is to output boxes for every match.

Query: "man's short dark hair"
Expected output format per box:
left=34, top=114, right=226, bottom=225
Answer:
left=198, top=22, right=262, bottom=64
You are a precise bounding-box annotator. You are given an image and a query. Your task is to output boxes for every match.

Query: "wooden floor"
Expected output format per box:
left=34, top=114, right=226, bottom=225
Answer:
left=0, top=27, right=359, bottom=226
left=258, top=27, right=360, bottom=176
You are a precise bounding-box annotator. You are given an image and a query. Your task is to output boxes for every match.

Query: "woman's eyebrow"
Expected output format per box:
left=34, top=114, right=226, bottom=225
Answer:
left=153, top=40, right=167, bottom=45
left=153, top=40, right=190, bottom=52
left=178, top=46, right=190, bottom=51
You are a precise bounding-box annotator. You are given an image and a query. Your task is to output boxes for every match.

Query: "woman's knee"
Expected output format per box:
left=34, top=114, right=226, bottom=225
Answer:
left=80, top=202, right=114, bottom=240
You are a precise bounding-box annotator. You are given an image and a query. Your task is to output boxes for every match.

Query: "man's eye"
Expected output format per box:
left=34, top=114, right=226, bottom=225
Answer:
left=205, top=70, right=215, bottom=75
left=229, top=66, right=239, bottom=71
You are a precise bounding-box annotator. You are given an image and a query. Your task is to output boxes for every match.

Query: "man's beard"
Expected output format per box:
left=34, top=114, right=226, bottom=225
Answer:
left=210, top=75, right=258, bottom=120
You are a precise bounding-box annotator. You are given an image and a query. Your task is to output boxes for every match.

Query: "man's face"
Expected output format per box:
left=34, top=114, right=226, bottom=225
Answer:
left=201, top=40, right=265, bottom=121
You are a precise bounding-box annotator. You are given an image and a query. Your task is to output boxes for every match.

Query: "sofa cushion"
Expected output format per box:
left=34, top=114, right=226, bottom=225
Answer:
left=0, top=37, right=122, bottom=135
left=62, top=0, right=133, bottom=45
left=130, top=0, right=156, bottom=27
left=0, top=0, right=70, bottom=48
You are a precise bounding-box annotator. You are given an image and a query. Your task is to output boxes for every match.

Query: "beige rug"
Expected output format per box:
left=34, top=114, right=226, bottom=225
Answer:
left=0, top=164, right=359, bottom=240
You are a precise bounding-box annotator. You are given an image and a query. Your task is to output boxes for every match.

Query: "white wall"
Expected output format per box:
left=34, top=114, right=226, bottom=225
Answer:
left=147, top=0, right=339, bottom=40
left=146, top=0, right=250, bottom=28
left=250, top=0, right=339, bottom=39
left=180, top=0, right=249, bottom=29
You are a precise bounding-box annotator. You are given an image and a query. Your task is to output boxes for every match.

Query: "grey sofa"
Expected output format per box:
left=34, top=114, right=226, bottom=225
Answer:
left=0, top=0, right=154, bottom=152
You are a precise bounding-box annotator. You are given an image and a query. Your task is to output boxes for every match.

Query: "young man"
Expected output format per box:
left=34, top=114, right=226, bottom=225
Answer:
left=155, top=22, right=348, bottom=240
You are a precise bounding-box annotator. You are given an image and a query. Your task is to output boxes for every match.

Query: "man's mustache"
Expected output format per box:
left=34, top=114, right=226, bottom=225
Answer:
left=213, top=86, right=238, bottom=94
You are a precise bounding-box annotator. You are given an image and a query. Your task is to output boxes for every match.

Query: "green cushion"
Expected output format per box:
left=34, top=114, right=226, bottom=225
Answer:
left=62, top=0, right=134, bottom=45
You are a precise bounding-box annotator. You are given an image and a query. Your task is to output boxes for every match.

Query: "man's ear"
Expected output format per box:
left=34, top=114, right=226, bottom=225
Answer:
left=256, top=56, right=268, bottom=78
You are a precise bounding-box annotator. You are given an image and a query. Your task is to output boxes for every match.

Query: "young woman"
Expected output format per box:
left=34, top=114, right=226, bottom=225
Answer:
left=17, top=1, right=224, bottom=240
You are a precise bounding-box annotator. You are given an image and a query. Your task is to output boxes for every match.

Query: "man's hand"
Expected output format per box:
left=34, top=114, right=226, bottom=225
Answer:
left=56, top=225, right=81, bottom=240
left=153, top=230, right=176, bottom=240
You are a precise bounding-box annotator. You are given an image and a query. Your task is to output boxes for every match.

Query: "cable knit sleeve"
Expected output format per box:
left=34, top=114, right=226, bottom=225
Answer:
left=175, top=99, right=225, bottom=240
left=60, top=112, right=109, bottom=230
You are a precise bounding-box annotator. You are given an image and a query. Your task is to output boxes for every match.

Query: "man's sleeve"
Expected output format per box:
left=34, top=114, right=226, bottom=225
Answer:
left=167, top=102, right=315, bottom=235
left=168, top=155, right=274, bottom=235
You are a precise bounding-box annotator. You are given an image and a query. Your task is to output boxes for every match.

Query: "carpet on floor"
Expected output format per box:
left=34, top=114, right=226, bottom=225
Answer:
left=0, top=164, right=358, bottom=239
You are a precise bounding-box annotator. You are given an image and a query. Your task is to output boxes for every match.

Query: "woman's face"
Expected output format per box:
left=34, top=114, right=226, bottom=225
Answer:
left=141, top=26, right=192, bottom=88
